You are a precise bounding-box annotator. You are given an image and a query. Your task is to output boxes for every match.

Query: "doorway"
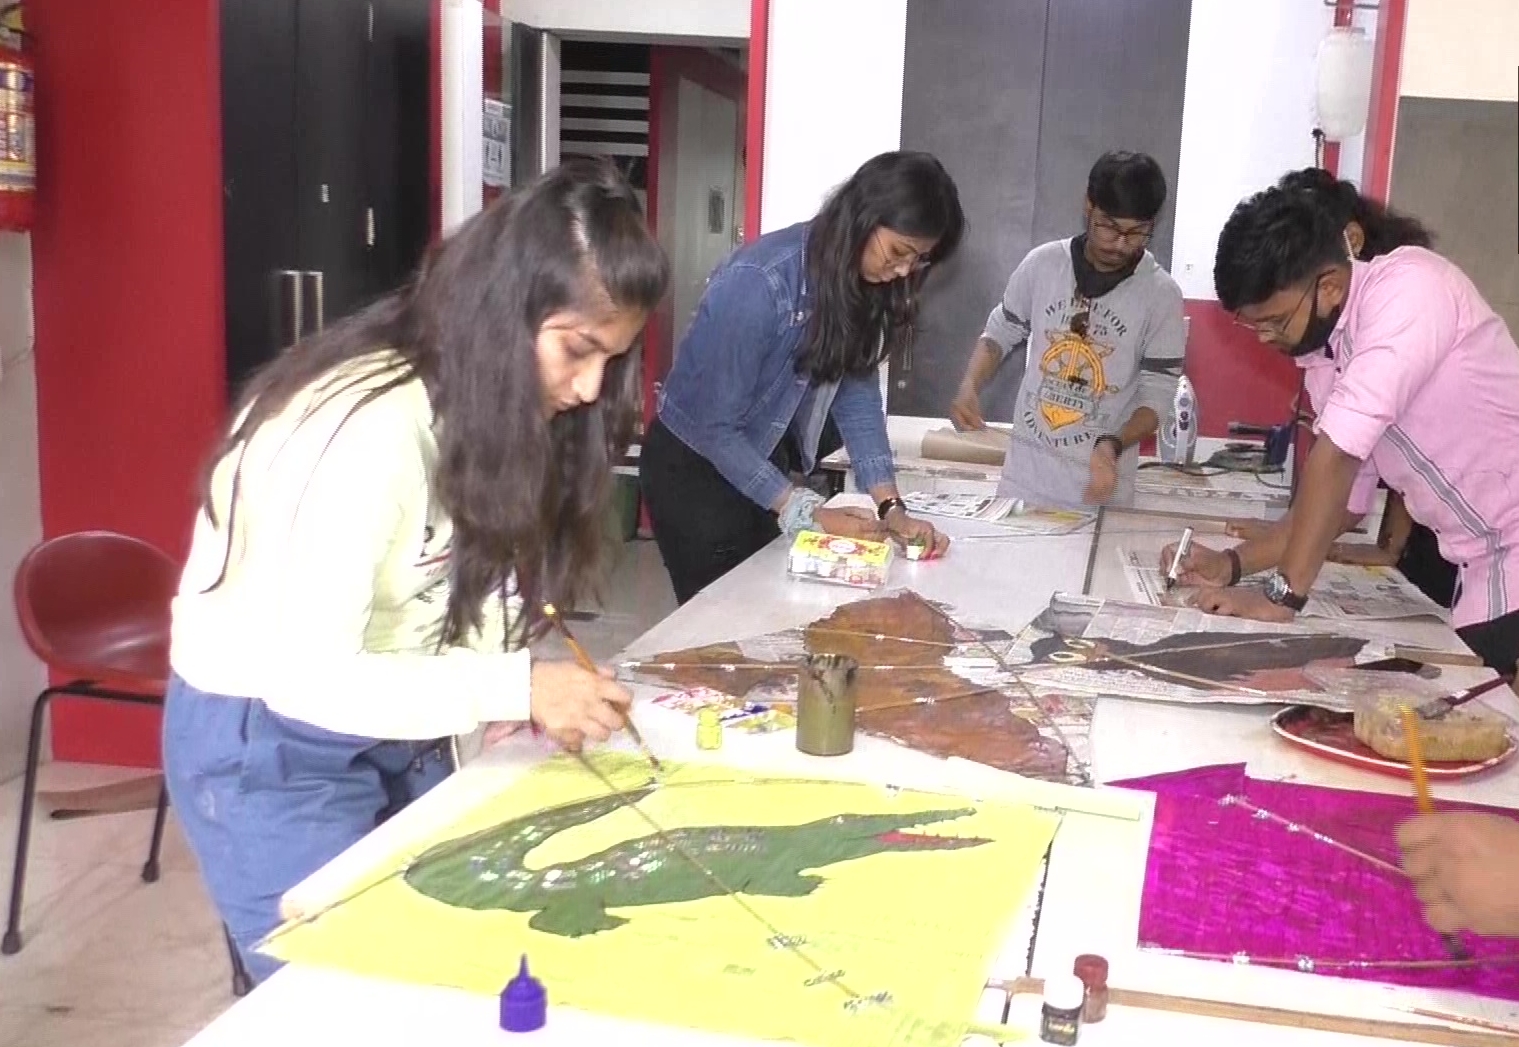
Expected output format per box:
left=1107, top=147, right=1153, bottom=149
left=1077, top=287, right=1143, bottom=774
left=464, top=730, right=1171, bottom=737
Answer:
left=646, top=47, right=748, bottom=421
left=507, top=36, right=749, bottom=427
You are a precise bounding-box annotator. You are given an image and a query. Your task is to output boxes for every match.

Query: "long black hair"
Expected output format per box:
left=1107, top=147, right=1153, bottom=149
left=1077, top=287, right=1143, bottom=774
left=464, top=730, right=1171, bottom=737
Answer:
left=798, top=151, right=964, bottom=382
left=203, top=158, right=669, bottom=646
left=1276, top=167, right=1433, bottom=258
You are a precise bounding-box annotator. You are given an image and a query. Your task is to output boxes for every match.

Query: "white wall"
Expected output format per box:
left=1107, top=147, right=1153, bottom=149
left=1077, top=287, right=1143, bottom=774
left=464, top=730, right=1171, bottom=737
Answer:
left=1170, top=0, right=1374, bottom=299
left=505, top=0, right=748, bottom=43
left=442, top=0, right=486, bottom=233
left=0, top=232, right=46, bottom=783
left=758, top=0, right=1370, bottom=299
left=1401, top=0, right=1519, bottom=102
left=759, top=0, right=907, bottom=234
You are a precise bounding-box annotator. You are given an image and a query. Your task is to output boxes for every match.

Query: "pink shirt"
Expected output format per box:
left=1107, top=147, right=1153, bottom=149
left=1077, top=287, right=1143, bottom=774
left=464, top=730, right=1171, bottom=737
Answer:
left=1300, top=247, right=1519, bottom=629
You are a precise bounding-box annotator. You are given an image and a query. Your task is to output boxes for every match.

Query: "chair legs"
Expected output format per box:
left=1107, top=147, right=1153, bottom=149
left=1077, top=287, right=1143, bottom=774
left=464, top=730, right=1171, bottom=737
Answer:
left=4, top=685, right=246, bottom=997
left=2, top=686, right=56, bottom=954
left=140, top=781, right=170, bottom=884
left=224, top=923, right=254, bottom=997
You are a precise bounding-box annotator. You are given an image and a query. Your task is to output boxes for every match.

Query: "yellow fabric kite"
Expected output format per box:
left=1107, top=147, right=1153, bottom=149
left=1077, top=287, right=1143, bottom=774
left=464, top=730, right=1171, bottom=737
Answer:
left=265, top=754, right=1058, bottom=1047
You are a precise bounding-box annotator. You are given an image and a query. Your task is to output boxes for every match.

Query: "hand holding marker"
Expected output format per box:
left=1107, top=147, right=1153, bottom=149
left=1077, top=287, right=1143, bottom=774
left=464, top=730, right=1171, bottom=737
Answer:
left=1165, top=527, right=1194, bottom=592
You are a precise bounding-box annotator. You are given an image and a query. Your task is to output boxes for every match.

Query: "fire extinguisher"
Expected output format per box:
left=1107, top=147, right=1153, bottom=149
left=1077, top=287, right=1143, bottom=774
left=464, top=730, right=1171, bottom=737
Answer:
left=0, top=9, right=35, bottom=232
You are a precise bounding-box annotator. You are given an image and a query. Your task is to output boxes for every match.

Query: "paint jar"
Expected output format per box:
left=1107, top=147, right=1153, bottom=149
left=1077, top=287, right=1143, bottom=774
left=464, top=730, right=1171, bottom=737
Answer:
left=1039, top=975, right=1084, bottom=1045
left=1073, top=954, right=1109, bottom=1024
left=796, top=653, right=858, bottom=756
left=696, top=707, right=723, bottom=750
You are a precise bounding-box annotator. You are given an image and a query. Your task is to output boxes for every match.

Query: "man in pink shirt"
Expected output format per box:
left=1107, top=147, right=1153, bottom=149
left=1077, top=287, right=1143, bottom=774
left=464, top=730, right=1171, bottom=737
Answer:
left=1165, top=185, right=1519, bottom=675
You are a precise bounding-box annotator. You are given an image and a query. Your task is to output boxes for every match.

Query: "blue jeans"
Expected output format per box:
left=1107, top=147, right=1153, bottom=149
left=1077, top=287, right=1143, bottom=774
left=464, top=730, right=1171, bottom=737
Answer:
left=162, top=675, right=452, bottom=986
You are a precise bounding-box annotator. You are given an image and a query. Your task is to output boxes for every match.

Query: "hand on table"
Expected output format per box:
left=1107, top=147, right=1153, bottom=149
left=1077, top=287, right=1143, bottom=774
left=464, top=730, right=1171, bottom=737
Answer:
left=1157, top=541, right=1234, bottom=588
left=1083, top=442, right=1119, bottom=504
left=950, top=383, right=986, bottom=432
left=1326, top=541, right=1398, bottom=568
left=1397, top=813, right=1519, bottom=937
left=1189, top=586, right=1295, bottom=623
left=528, top=660, right=631, bottom=751
left=812, top=506, right=887, bottom=542
left=883, top=506, right=951, bottom=560
left=1225, top=521, right=1271, bottom=542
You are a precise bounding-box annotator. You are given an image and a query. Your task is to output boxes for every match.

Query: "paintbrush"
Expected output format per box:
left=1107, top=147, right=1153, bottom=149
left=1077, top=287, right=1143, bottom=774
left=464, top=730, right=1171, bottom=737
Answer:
left=1414, top=676, right=1510, bottom=721
left=542, top=602, right=662, bottom=773
left=1400, top=705, right=1472, bottom=962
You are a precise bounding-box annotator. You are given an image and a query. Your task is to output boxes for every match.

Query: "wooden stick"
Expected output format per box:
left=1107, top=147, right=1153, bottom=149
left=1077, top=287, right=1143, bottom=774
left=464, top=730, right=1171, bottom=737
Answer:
left=1401, top=1009, right=1519, bottom=1037
left=994, top=977, right=1516, bottom=1046
left=1393, top=645, right=1486, bottom=668
left=805, top=626, right=958, bottom=648
left=859, top=684, right=999, bottom=713
left=1096, top=651, right=1277, bottom=700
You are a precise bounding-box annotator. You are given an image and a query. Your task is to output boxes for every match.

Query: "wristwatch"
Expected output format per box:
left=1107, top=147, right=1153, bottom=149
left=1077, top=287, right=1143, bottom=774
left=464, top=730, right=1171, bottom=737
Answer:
left=876, top=496, right=907, bottom=521
left=1263, top=570, right=1308, bottom=612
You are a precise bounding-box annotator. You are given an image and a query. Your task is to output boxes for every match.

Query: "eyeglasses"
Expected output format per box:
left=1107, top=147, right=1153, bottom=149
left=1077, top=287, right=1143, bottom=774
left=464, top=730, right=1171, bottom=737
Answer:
left=1090, top=215, right=1154, bottom=247
left=1232, top=274, right=1323, bottom=338
left=873, top=230, right=932, bottom=276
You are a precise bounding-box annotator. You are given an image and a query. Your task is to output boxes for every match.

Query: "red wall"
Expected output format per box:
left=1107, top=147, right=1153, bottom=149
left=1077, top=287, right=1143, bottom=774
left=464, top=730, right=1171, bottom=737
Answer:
left=27, top=0, right=228, bottom=767
left=1182, top=301, right=1301, bottom=438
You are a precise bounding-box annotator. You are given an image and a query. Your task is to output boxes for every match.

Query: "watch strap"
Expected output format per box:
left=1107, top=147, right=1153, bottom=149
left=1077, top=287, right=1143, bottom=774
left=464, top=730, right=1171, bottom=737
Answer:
left=1093, top=435, right=1123, bottom=458
left=1225, top=548, right=1243, bottom=587
left=877, top=496, right=908, bottom=521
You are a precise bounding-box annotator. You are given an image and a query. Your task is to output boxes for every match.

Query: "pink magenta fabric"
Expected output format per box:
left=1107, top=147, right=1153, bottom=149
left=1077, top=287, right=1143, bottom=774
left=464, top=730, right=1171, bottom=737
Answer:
left=1112, top=764, right=1519, bottom=1001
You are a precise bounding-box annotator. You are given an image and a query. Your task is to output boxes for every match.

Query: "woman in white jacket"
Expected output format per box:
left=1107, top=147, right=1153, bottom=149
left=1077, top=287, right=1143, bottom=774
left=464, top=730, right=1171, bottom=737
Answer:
left=163, top=159, right=669, bottom=985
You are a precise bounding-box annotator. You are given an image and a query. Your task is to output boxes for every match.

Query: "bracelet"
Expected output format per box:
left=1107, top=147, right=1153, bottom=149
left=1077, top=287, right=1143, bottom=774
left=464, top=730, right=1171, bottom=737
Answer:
left=1226, top=547, right=1243, bottom=586
left=1094, top=435, right=1123, bottom=458
left=779, top=488, right=827, bottom=535
left=876, top=496, right=907, bottom=521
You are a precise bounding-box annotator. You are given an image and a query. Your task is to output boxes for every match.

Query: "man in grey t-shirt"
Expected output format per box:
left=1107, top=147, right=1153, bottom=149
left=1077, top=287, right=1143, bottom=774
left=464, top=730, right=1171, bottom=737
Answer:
left=951, top=152, right=1187, bottom=509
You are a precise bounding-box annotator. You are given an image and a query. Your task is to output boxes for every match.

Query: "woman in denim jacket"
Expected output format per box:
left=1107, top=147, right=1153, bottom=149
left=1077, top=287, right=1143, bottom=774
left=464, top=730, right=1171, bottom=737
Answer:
left=642, top=151, right=965, bottom=604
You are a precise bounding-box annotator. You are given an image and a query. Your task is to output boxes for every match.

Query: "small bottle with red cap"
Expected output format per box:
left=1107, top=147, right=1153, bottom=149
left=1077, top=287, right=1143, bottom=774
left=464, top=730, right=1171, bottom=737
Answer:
left=1073, top=953, right=1109, bottom=1024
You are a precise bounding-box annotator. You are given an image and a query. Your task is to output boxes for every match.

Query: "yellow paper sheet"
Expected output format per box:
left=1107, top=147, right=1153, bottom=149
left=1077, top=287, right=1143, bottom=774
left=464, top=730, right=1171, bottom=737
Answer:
left=265, top=754, right=1058, bottom=1047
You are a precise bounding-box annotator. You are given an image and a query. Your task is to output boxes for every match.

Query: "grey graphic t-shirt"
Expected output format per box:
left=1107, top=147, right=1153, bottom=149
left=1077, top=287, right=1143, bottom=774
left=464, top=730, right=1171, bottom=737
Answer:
left=982, top=239, right=1187, bottom=509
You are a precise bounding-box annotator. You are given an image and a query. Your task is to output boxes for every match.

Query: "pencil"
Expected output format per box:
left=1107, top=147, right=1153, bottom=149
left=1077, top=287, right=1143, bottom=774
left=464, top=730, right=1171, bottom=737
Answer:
left=543, top=603, right=663, bottom=773
left=1399, top=705, right=1471, bottom=962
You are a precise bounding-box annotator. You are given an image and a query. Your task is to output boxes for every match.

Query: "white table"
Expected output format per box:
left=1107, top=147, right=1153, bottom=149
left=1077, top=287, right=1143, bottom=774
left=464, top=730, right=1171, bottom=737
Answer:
left=179, top=503, right=1519, bottom=1047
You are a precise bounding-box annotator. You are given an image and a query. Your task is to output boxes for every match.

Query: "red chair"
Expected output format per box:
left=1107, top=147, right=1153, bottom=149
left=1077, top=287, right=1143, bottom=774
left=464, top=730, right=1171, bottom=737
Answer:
left=3, top=532, right=251, bottom=995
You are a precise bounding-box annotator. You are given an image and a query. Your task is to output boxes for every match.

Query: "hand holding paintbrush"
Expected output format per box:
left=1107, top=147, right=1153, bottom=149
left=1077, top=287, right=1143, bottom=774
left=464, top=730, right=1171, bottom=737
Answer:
left=543, top=603, right=663, bottom=773
left=1398, top=707, right=1472, bottom=960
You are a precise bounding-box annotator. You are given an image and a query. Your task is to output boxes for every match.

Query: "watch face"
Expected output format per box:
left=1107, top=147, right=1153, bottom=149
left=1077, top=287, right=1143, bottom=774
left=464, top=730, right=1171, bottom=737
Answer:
left=1265, top=571, right=1305, bottom=610
left=1265, top=572, right=1288, bottom=601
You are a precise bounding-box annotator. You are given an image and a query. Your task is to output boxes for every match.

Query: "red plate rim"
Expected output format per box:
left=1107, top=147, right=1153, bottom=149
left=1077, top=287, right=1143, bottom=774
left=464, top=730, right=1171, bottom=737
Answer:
left=1270, top=704, right=1518, bottom=780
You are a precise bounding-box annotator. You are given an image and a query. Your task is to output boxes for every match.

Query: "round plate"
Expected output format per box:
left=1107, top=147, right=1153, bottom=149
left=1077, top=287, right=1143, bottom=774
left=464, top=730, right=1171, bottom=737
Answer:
left=1270, top=704, right=1518, bottom=780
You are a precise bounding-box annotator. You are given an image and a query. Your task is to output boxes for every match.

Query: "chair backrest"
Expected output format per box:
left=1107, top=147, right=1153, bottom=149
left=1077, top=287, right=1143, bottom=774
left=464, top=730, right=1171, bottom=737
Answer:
left=13, top=531, right=179, bottom=675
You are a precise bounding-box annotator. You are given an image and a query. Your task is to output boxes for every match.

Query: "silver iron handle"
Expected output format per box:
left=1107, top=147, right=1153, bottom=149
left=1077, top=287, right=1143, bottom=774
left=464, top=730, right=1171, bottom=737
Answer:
left=274, top=269, right=303, bottom=348
left=303, top=270, right=325, bottom=333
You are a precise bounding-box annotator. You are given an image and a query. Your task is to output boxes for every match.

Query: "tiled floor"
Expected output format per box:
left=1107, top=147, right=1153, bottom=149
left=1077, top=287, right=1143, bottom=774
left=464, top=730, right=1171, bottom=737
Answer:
left=0, top=539, right=676, bottom=1047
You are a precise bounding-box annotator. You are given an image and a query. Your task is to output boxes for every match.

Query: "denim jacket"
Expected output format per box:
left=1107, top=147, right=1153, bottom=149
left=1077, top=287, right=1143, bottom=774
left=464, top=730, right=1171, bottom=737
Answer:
left=656, top=222, right=896, bottom=511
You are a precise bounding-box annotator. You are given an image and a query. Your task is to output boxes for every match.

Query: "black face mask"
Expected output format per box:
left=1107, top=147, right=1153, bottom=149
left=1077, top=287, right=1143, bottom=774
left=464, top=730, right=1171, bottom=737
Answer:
left=1071, top=235, right=1140, bottom=299
left=1288, top=280, right=1344, bottom=357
